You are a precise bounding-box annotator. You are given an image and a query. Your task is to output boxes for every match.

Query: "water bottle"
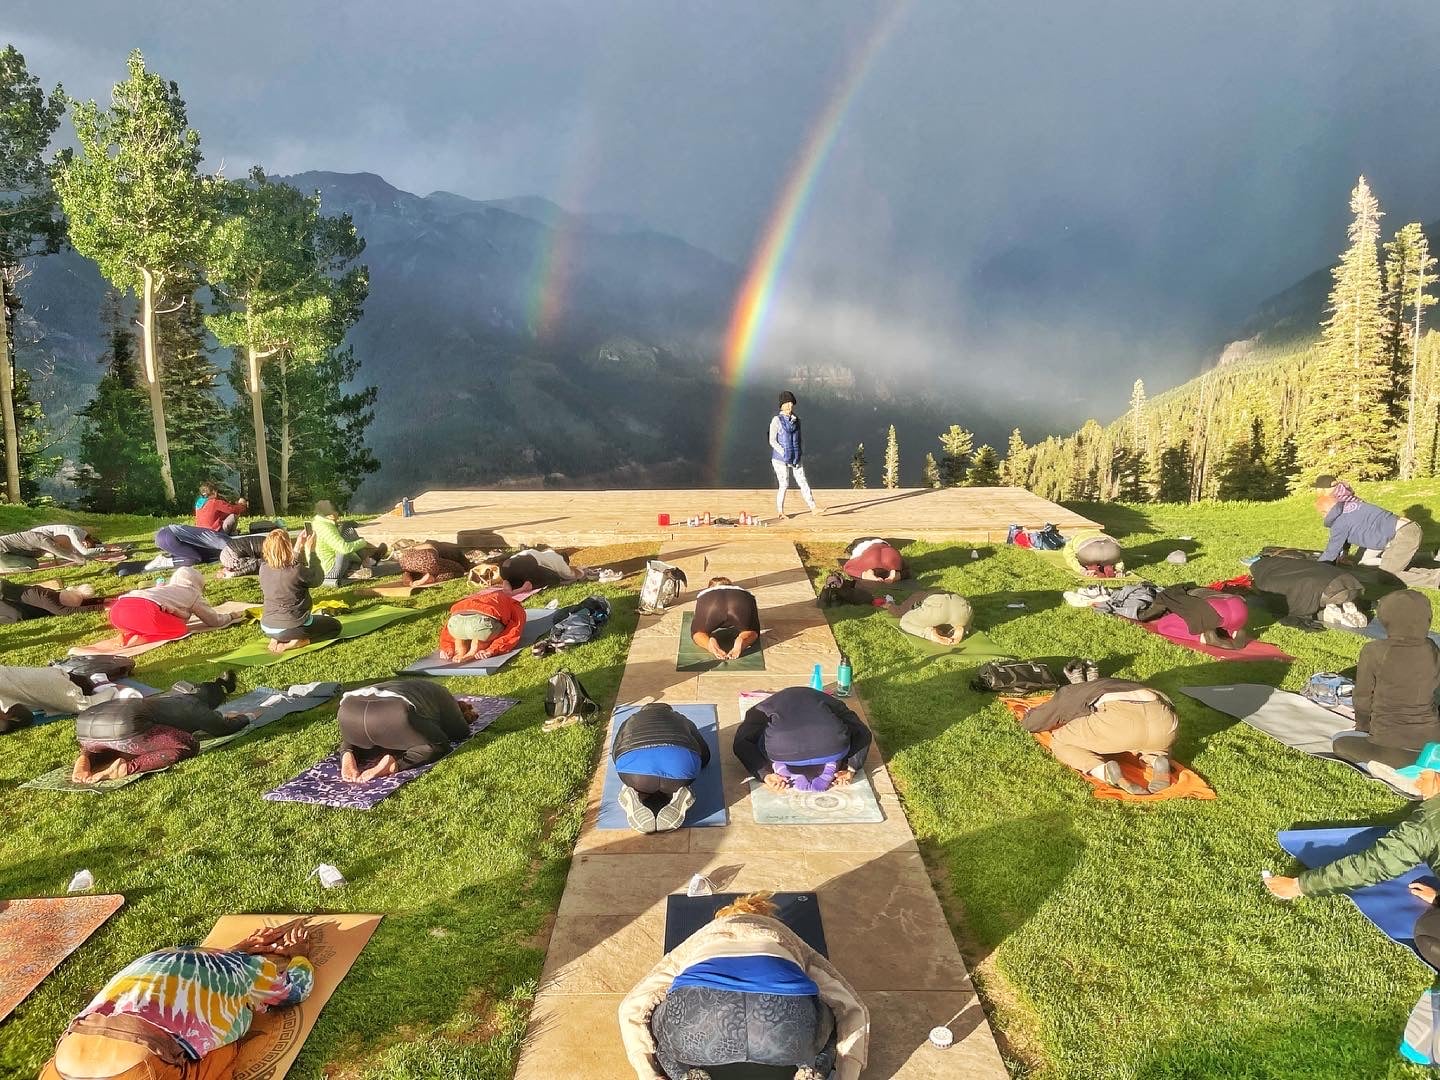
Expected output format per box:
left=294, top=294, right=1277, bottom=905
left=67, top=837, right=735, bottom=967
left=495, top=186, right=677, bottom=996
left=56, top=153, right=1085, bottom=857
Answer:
left=154, top=576, right=166, bottom=588
left=836, top=653, right=853, bottom=697
left=810, top=663, right=824, bottom=692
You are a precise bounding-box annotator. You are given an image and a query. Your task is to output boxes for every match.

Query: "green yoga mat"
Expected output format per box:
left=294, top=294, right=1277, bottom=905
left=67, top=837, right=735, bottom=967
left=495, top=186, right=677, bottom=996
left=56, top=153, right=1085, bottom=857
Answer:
left=888, top=619, right=1016, bottom=660
left=677, top=611, right=766, bottom=672
left=213, top=605, right=415, bottom=667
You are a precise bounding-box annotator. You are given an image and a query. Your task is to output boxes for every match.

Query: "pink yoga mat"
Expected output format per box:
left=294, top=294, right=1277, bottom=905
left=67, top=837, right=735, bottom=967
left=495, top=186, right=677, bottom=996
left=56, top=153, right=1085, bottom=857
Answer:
left=1136, top=620, right=1293, bottom=662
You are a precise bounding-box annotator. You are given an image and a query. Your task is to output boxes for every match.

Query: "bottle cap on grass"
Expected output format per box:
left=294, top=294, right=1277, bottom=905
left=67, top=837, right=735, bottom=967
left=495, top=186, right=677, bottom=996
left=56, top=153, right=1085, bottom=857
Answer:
left=928, top=1026, right=953, bottom=1050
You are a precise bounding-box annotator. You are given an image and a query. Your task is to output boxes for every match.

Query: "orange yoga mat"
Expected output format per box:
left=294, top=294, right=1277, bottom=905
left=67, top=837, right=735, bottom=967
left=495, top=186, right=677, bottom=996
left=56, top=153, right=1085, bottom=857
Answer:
left=1002, top=695, right=1216, bottom=802
left=0, top=895, right=125, bottom=1020
left=201, top=914, right=380, bottom=1080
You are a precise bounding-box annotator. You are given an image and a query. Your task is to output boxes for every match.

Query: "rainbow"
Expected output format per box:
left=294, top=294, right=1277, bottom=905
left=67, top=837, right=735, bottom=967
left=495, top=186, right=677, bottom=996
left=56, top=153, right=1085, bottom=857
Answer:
left=525, top=117, right=600, bottom=340
left=708, top=3, right=909, bottom=479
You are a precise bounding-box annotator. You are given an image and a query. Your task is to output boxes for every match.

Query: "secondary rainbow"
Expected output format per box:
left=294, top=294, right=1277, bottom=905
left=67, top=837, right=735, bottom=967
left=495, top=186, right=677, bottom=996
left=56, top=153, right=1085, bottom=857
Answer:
left=709, top=3, right=908, bottom=477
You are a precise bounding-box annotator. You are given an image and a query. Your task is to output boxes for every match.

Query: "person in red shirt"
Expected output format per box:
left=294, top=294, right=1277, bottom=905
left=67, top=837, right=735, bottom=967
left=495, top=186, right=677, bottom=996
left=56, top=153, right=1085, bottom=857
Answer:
left=195, top=481, right=247, bottom=534
left=439, top=590, right=526, bottom=662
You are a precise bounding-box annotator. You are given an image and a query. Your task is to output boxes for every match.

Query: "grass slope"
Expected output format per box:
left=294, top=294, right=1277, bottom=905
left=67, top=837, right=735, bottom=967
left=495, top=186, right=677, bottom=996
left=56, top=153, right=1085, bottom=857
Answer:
left=0, top=505, right=651, bottom=1080
left=804, top=479, right=1440, bottom=1080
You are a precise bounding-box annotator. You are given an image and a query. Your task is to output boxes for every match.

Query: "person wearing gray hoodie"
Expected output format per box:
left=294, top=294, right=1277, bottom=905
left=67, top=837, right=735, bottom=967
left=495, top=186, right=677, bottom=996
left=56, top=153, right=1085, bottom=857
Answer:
left=1332, top=589, right=1440, bottom=769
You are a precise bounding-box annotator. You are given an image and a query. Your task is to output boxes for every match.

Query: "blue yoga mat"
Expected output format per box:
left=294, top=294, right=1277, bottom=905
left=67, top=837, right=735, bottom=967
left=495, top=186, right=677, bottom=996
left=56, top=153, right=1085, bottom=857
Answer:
left=1349, top=620, right=1440, bottom=648
left=596, top=704, right=727, bottom=829
left=1278, top=826, right=1439, bottom=969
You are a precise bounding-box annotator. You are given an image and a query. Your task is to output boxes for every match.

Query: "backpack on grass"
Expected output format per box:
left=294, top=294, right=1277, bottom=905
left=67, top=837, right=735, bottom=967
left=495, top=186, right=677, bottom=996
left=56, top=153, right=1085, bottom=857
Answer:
left=970, top=660, right=1061, bottom=694
left=638, top=560, right=687, bottom=615
left=544, top=669, right=600, bottom=731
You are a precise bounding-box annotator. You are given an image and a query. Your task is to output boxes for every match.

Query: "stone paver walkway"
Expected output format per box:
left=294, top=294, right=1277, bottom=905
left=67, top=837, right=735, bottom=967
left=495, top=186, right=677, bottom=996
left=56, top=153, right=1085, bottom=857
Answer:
left=515, top=539, right=1007, bottom=1079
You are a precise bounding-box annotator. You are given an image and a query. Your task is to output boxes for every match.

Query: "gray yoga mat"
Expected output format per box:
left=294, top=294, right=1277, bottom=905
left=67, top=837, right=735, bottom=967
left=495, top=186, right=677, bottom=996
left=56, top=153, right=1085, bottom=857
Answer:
left=1180, top=684, right=1351, bottom=756
left=399, top=607, right=558, bottom=676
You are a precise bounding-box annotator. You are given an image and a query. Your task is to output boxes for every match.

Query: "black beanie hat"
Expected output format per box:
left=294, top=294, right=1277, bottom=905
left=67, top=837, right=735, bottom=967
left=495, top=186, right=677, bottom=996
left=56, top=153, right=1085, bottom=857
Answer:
left=778, top=391, right=797, bottom=407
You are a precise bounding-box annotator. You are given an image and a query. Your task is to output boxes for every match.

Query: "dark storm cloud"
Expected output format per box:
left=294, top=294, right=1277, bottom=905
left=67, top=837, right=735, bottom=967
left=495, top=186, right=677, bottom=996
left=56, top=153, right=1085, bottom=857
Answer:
left=7, top=0, right=1440, bottom=413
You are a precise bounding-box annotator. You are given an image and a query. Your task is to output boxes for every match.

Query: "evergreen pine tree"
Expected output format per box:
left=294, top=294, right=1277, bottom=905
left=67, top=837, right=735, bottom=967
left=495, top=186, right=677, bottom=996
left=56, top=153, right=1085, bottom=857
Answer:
left=156, top=276, right=225, bottom=501
left=1156, top=445, right=1193, bottom=503
left=967, top=445, right=1001, bottom=486
left=1295, top=177, right=1393, bottom=483
left=883, top=424, right=900, bottom=488
left=922, top=452, right=941, bottom=489
left=1215, top=418, right=1280, bottom=501
left=1112, top=445, right=1148, bottom=502
left=850, top=443, right=867, bottom=489
left=74, top=289, right=167, bottom=512
left=11, top=367, right=57, bottom=501
left=1383, top=223, right=1439, bottom=477
left=938, top=424, right=973, bottom=486
left=1001, top=427, right=1027, bottom=485
left=1128, top=379, right=1148, bottom=449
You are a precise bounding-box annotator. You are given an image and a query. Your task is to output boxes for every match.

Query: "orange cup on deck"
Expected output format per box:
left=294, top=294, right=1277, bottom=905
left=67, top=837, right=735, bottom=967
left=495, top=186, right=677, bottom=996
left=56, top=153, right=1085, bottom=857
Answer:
left=658, top=513, right=671, bottom=526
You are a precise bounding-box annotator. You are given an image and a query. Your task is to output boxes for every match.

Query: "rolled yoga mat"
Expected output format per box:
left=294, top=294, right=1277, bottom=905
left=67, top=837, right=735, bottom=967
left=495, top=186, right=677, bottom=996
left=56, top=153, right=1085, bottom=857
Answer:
left=1278, top=825, right=1439, bottom=970
left=677, top=611, right=766, bottom=672
left=595, top=704, right=727, bottom=829
left=399, top=607, right=558, bottom=676
left=665, top=892, right=827, bottom=956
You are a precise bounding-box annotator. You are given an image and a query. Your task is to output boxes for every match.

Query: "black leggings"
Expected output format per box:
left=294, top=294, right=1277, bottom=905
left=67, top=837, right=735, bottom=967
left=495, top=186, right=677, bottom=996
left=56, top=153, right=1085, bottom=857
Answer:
left=339, top=693, right=455, bottom=770
left=693, top=590, right=761, bottom=649
left=264, top=614, right=342, bottom=643
left=1332, top=733, right=1425, bottom=769
left=1416, top=906, right=1440, bottom=968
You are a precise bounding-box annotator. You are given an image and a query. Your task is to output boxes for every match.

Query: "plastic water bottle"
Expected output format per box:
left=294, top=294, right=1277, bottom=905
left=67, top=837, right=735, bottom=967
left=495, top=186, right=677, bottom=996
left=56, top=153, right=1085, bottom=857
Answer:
left=836, top=654, right=853, bottom=697
left=810, top=663, right=824, bottom=692
left=154, top=577, right=166, bottom=588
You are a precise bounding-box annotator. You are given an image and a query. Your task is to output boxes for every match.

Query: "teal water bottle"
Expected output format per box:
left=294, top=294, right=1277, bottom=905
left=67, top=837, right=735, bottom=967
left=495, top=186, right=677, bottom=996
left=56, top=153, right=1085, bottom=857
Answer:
left=836, top=653, right=853, bottom=697
left=810, top=663, right=824, bottom=692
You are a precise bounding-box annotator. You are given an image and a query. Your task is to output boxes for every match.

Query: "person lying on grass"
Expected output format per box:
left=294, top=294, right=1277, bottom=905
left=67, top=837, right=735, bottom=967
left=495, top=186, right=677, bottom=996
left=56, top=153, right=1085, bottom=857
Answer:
left=613, top=701, right=711, bottom=833
left=258, top=529, right=342, bottom=655
left=734, top=686, right=871, bottom=794
left=619, top=890, right=868, bottom=1080
left=691, top=576, right=762, bottom=661
left=0, top=579, right=102, bottom=623
left=1019, top=678, right=1178, bottom=794
left=1265, top=769, right=1440, bottom=1066
left=39, top=918, right=313, bottom=1080
left=438, top=589, right=526, bottom=663
left=889, top=590, right=973, bottom=647
left=70, top=674, right=247, bottom=784
left=394, top=538, right=486, bottom=586
left=337, top=680, right=477, bottom=782
left=107, top=566, right=240, bottom=647
left=469, top=545, right=585, bottom=593
left=31, top=523, right=113, bottom=559
left=0, top=526, right=88, bottom=567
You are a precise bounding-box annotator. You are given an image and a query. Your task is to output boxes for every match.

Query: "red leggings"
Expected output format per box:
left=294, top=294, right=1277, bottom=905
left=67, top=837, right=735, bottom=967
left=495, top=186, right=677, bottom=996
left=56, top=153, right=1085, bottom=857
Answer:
left=108, top=596, right=189, bottom=643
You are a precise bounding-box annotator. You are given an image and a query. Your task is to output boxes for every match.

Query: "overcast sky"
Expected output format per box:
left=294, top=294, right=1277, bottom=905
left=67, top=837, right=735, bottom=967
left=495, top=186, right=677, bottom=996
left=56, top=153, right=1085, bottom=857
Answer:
left=8, top=0, right=1440, bottom=408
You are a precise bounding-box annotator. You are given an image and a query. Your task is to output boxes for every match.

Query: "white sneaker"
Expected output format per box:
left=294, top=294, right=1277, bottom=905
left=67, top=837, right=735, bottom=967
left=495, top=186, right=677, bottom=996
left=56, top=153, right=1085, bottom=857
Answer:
left=1341, top=602, right=1368, bottom=628
left=618, top=787, right=658, bottom=833
left=655, top=786, right=695, bottom=831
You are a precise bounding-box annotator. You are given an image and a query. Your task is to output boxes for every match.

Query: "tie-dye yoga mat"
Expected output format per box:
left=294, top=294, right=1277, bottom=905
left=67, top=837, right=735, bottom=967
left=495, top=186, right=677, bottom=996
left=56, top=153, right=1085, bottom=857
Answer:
left=263, top=695, right=516, bottom=809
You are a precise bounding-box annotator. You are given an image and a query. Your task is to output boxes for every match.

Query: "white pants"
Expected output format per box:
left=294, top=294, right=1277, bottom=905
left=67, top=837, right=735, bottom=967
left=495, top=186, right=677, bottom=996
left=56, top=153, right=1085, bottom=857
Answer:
left=772, top=459, right=815, bottom=513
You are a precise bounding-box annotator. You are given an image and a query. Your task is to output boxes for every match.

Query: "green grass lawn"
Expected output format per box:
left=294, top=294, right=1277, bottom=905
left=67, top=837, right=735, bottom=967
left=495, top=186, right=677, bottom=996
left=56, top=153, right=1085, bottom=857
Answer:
left=0, top=505, right=651, bottom=1080
left=803, top=478, right=1440, bottom=1080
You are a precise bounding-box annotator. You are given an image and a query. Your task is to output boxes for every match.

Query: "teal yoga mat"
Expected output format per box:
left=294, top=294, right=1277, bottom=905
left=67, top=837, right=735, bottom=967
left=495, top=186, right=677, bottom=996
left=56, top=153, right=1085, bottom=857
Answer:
left=214, top=605, right=415, bottom=667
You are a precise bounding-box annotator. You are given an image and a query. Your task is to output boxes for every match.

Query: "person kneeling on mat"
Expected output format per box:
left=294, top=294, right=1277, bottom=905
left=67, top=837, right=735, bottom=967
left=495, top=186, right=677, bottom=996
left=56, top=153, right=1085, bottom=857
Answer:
left=841, top=537, right=906, bottom=583
left=218, top=531, right=268, bottom=578
left=1331, top=590, right=1440, bottom=782
left=70, top=674, right=246, bottom=784
left=337, top=680, right=476, bottom=782
left=439, top=589, right=526, bottom=663
left=619, top=890, right=868, bottom=1080
left=259, top=529, right=341, bottom=655
left=39, top=919, right=313, bottom=1080
left=1020, top=678, right=1178, bottom=794
left=734, top=686, right=871, bottom=794
left=311, top=500, right=387, bottom=585
left=1063, top=529, right=1125, bottom=578
left=1315, top=477, right=1436, bottom=587
left=691, top=577, right=761, bottom=661
left=108, top=567, right=239, bottom=648
left=0, top=579, right=102, bottom=624
left=891, top=590, right=973, bottom=647
left=613, top=701, right=711, bottom=833
left=1138, top=587, right=1250, bottom=650
left=1250, top=554, right=1366, bottom=627
left=1265, top=770, right=1440, bottom=1065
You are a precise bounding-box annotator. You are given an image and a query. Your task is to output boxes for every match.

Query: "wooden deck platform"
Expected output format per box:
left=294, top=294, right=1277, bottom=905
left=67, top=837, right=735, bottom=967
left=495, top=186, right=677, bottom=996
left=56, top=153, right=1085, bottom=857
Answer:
left=357, top=486, right=1097, bottom=548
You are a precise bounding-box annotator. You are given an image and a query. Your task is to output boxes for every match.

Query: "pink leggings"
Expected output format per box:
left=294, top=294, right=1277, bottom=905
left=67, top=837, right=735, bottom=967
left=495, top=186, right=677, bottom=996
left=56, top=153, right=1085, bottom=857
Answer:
left=1150, top=595, right=1248, bottom=642
left=108, top=596, right=189, bottom=643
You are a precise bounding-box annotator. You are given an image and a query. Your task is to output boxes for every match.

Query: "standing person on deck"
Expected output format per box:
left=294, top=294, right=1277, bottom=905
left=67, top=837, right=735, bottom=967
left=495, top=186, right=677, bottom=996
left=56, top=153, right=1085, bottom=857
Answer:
left=770, top=391, right=822, bottom=521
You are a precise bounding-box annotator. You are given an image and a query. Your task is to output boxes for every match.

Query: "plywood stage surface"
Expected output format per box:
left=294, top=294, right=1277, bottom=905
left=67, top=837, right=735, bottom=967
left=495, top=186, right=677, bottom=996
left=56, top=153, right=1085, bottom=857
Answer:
left=359, top=486, right=1097, bottom=548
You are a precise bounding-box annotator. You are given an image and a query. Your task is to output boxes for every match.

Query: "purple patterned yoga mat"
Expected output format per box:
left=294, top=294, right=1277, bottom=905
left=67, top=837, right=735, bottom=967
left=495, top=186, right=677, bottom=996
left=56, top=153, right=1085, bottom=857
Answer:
left=262, top=695, right=517, bottom=810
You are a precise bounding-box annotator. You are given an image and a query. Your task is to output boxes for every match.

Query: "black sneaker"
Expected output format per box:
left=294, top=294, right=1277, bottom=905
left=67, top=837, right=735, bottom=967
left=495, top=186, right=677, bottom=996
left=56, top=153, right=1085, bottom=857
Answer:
left=217, top=669, right=238, bottom=695
left=1062, top=660, right=1087, bottom=685
left=1083, top=659, right=1101, bottom=682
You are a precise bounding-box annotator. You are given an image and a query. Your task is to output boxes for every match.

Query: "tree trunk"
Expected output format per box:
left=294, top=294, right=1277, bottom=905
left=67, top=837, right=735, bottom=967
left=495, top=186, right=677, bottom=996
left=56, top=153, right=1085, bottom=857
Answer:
left=0, top=275, right=21, bottom=504
left=140, top=268, right=177, bottom=503
left=247, top=346, right=276, bottom=516
left=278, top=353, right=291, bottom=514
left=1405, top=284, right=1423, bottom=479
